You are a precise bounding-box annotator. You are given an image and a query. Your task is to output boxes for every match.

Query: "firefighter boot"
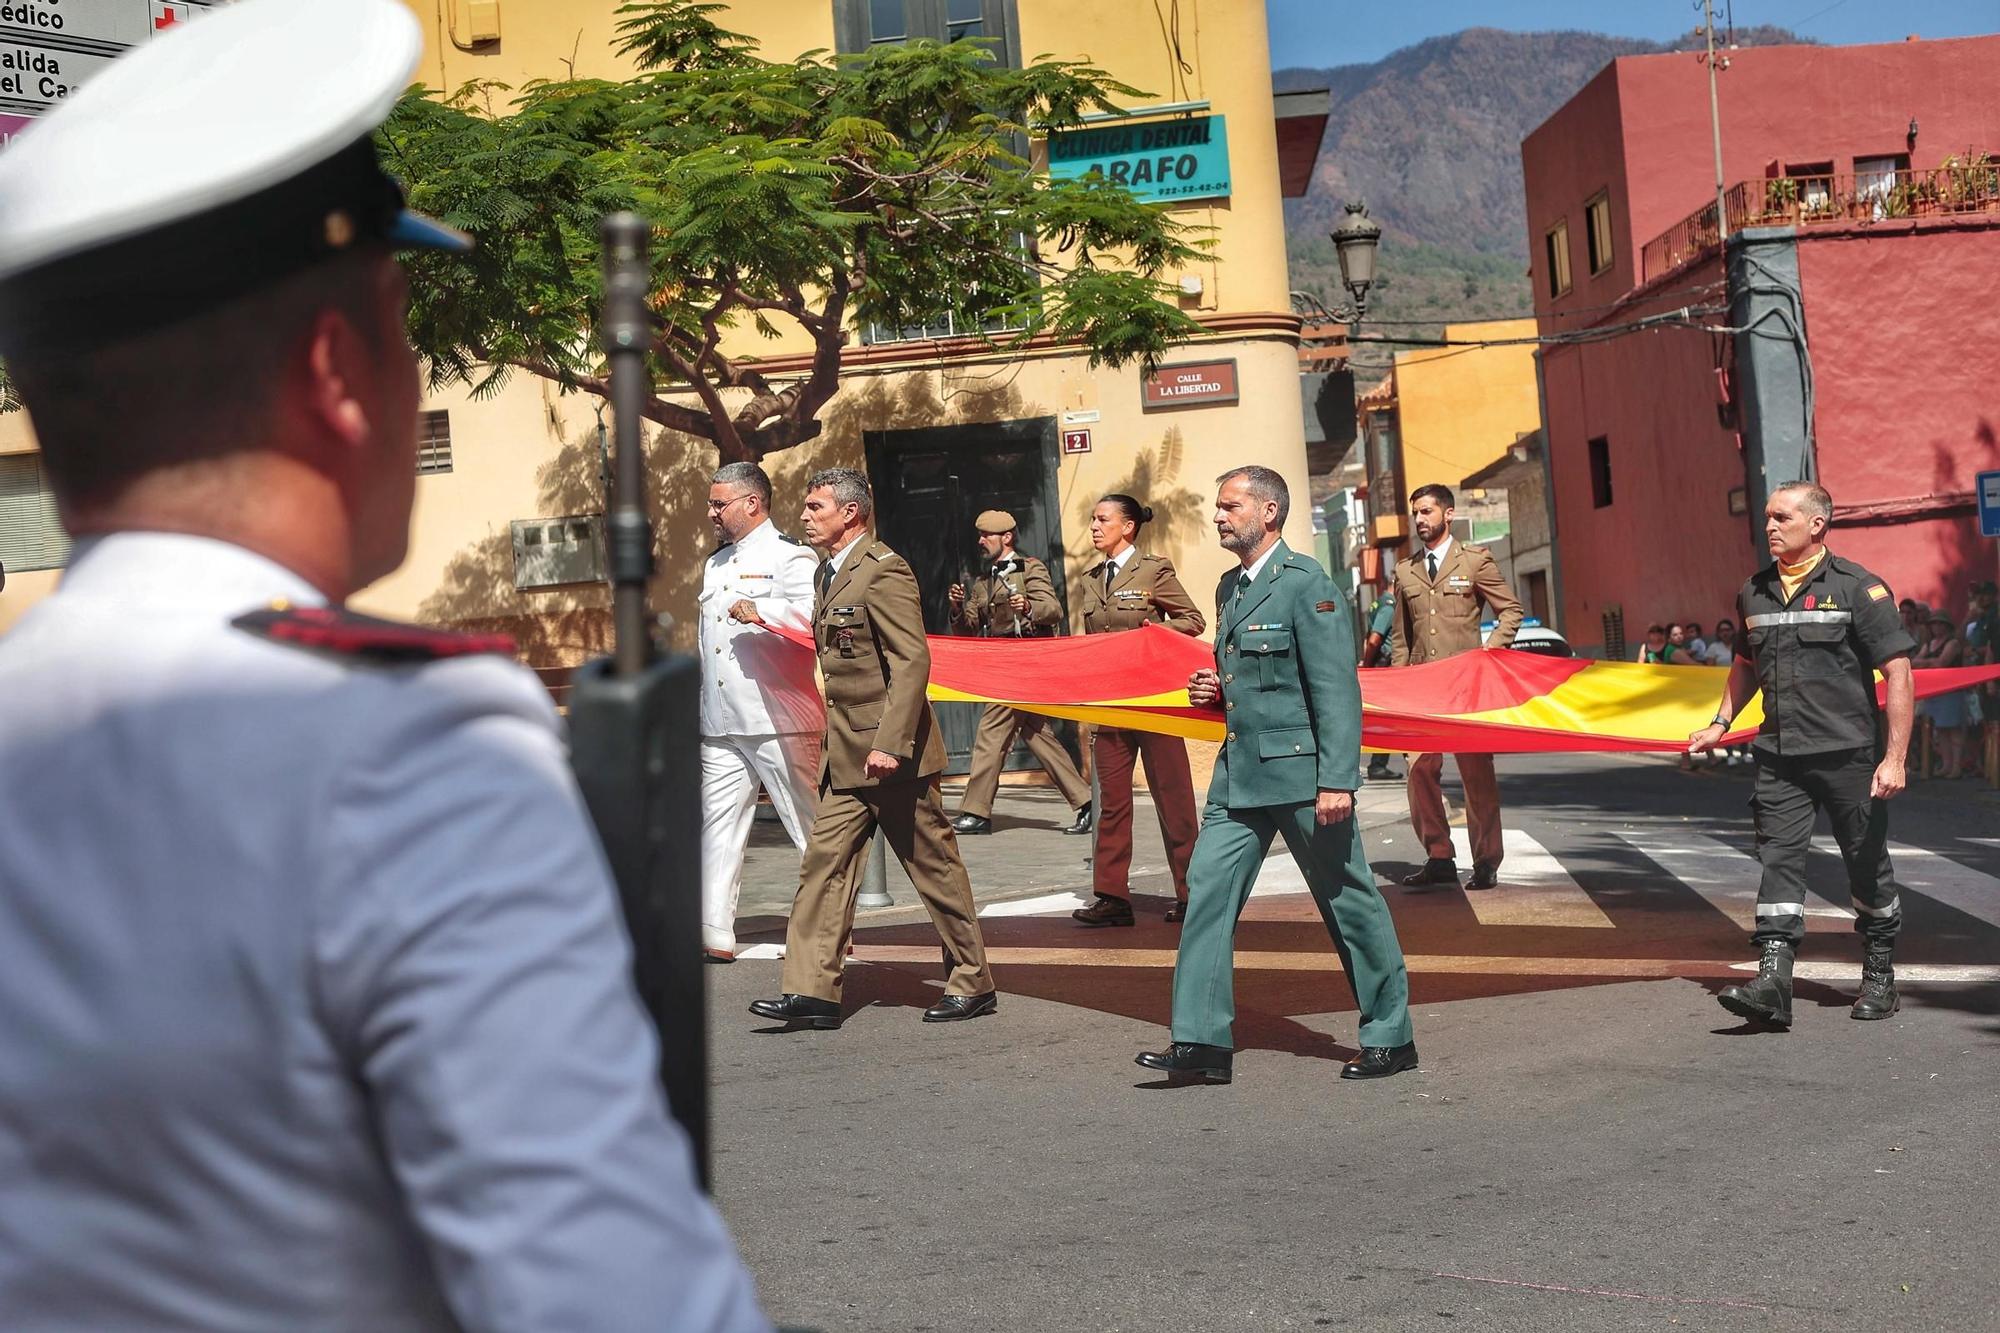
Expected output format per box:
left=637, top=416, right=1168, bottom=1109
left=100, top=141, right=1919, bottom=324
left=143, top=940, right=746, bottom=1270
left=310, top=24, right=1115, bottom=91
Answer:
left=1717, top=940, right=1794, bottom=1028
left=1850, top=946, right=1900, bottom=1021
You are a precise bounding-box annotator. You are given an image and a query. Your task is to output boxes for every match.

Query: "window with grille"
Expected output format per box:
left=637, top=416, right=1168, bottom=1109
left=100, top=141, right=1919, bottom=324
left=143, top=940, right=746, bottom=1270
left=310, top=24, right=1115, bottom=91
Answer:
left=1544, top=220, right=1572, bottom=297
left=0, top=452, right=72, bottom=573
left=1584, top=192, right=1613, bottom=275
left=511, top=515, right=606, bottom=590
left=416, top=410, right=452, bottom=474
left=834, top=0, right=1018, bottom=63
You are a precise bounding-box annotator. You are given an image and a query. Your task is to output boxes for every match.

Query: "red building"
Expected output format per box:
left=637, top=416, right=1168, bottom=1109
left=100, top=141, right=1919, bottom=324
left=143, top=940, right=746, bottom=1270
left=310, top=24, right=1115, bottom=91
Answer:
left=1522, top=35, right=2000, bottom=657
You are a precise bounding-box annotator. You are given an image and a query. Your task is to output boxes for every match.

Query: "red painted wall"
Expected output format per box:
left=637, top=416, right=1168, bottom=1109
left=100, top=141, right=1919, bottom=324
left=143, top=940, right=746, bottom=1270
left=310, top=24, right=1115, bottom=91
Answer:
left=1525, top=34, right=2000, bottom=329
left=1797, top=222, right=2000, bottom=614
left=1527, top=33, right=2000, bottom=649
left=1539, top=257, right=1752, bottom=655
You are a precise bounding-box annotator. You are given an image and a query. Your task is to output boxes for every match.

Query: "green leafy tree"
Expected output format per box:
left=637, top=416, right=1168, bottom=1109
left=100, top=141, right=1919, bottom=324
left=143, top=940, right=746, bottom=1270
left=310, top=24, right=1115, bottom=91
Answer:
left=380, top=0, right=1207, bottom=463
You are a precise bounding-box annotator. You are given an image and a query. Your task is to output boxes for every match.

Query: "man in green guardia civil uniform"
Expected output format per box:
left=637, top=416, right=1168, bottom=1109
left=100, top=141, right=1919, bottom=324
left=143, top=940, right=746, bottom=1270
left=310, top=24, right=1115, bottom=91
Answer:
left=1137, top=467, right=1417, bottom=1085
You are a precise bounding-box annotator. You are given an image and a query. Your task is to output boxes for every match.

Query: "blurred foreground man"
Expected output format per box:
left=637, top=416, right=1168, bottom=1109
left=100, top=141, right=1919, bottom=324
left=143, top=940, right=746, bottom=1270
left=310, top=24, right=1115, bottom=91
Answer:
left=1689, top=483, right=1915, bottom=1028
left=751, top=468, right=997, bottom=1029
left=0, top=1, right=766, bottom=1327
left=1137, top=468, right=1415, bottom=1085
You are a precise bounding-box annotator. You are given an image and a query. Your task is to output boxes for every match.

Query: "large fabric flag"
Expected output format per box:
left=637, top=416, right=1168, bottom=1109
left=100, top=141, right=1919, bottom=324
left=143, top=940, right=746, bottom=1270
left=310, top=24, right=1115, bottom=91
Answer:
left=763, top=624, right=2000, bottom=754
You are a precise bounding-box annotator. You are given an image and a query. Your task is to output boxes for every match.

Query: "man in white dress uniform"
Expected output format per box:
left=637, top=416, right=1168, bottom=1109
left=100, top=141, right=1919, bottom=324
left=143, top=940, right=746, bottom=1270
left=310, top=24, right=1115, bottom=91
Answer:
left=700, top=461, right=825, bottom=961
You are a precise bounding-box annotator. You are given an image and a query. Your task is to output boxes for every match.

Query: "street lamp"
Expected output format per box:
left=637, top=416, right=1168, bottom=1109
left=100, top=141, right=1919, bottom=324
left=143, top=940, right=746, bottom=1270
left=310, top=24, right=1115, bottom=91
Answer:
left=1330, top=199, right=1382, bottom=320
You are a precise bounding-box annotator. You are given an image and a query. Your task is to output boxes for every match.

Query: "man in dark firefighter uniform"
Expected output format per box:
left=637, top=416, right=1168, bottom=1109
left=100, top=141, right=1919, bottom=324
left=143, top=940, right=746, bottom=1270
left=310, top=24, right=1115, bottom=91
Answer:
left=1689, top=482, right=1915, bottom=1029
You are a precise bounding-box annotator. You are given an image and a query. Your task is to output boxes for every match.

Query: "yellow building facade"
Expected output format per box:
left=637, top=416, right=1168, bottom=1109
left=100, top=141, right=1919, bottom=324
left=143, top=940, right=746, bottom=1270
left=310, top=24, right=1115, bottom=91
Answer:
left=1387, top=318, right=1541, bottom=497
left=2, top=0, right=1321, bottom=690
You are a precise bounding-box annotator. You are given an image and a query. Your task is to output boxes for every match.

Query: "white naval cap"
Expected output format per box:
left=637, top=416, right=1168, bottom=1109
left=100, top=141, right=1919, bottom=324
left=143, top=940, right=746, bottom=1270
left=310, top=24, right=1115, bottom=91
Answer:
left=0, top=0, right=470, bottom=355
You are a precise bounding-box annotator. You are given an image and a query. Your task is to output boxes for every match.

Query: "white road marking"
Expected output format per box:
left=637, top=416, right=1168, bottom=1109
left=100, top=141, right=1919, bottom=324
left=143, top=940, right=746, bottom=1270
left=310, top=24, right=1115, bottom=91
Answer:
left=1446, top=828, right=1617, bottom=928
left=735, top=943, right=785, bottom=961
left=978, top=891, right=1091, bottom=919
left=1732, top=959, right=2000, bottom=984
left=1816, top=837, right=2000, bottom=933
left=1610, top=829, right=1850, bottom=931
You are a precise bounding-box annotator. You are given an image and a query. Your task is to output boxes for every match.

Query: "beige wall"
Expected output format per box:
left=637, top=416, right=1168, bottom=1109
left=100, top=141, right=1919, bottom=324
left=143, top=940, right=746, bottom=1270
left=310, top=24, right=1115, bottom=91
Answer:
left=355, top=330, right=1313, bottom=661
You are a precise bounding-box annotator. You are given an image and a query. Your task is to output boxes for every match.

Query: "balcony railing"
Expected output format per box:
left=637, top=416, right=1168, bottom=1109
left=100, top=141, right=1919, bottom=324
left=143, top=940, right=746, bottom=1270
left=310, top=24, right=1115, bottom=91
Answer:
left=1639, top=158, right=2000, bottom=283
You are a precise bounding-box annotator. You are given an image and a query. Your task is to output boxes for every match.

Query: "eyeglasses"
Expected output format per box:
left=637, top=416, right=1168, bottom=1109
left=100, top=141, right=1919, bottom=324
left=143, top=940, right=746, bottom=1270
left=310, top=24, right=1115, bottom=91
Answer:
left=706, top=495, right=754, bottom=514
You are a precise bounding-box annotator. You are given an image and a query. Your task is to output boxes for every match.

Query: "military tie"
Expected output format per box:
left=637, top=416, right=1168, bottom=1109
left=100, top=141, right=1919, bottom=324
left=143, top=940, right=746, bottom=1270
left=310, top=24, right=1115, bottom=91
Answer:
left=1427, top=550, right=1438, bottom=582
left=1103, top=561, right=1116, bottom=592
left=816, top=560, right=833, bottom=598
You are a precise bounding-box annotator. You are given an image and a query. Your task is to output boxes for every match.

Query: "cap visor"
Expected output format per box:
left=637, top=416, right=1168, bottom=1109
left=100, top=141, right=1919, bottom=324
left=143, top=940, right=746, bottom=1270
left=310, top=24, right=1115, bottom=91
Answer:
left=387, top=209, right=473, bottom=253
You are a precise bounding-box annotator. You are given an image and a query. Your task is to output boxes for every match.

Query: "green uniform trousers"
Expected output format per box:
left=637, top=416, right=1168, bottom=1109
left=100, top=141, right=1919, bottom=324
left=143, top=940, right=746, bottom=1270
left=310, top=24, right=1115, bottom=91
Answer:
left=1170, top=798, right=1413, bottom=1050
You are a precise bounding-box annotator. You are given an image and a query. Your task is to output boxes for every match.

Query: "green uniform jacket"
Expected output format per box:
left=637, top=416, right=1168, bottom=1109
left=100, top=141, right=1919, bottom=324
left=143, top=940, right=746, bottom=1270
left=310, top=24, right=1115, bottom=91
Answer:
left=1210, top=540, right=1362, bottom=808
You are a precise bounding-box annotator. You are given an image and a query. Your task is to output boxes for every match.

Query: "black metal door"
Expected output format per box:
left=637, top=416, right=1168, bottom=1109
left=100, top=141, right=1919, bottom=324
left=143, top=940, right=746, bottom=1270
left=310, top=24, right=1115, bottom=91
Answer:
left=864, top=417, right=1072, bottom=775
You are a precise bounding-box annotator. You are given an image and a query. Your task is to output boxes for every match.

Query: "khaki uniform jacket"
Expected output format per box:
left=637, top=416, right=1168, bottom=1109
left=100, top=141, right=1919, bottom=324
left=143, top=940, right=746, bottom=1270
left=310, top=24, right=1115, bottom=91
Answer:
left=1389, top=541, right=1523, bottom=666
left=815, top=539, right=947, bottom=789
left=955, top=555, right=1062, bottom=636
left=1079, top=551, right=1206, bottom=636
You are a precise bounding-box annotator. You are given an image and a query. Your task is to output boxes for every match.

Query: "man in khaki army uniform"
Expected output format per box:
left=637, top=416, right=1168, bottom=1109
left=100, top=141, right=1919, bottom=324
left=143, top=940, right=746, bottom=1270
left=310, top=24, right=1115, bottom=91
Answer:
left=1390, top=484, right=1523, bottom=891
left=946, top=510, right=1092, bottom=836
left=751, top=468, right=997, bottom=1030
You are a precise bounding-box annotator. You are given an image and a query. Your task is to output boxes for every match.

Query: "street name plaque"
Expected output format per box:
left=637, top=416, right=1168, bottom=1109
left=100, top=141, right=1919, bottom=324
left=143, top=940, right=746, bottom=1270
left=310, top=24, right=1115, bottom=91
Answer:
left=1141, top=358, right=1239, bottom=412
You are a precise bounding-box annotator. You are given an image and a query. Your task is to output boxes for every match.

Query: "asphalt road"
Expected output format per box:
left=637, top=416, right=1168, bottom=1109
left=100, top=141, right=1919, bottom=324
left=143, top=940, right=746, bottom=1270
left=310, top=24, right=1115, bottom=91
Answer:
left=708, top=754, right=2000, bottom=1332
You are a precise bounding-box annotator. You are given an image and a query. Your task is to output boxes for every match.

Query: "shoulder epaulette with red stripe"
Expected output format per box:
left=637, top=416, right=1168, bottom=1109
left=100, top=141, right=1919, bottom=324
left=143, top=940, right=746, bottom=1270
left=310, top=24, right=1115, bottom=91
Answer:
left=232, top=603, right=516, bottom=663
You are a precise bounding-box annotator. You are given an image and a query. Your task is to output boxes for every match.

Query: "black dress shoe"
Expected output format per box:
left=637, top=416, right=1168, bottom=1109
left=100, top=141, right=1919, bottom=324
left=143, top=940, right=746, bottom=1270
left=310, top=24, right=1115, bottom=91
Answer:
left=1400, top=858, right=1459, bottom=887
left=1466, top=861, right=1500, bottom=890
left=950, top=812, right=993, bottom=835
left=1163, top=900, right=1187, bottom=924
left=1063, top=801, right=1095, bottom=835
left=1340, top=1041, right=1418, bottom=1080
left=1071, top=894, right=1135, bottom=927
left=923, top=991, right=998, bottom=1023
left=748, top=994, right=842, bottom=1029
left=1134, top=1042, right=1232, bottom=1084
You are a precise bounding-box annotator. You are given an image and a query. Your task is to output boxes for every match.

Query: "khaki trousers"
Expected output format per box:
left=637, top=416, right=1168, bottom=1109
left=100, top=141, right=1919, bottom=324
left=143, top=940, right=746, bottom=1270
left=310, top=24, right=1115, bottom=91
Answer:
left=1091, top=728, right=1198, bottom=901
left=958, top=704, right=1091, bottom=818
left=781, top=776, right=994, bottom=1002
left=1407, top=751, right=1504, bottom=867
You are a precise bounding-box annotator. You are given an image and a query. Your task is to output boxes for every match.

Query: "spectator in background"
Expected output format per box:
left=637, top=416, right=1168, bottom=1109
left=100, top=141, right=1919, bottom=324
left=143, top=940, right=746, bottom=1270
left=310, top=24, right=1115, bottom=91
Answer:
left=1637, top=623, right=1675, bottom=663
left=1969, top=581, right=1998, bottom=740
left=1703, top=619, right=1738, bottom=666
left=1667, top=623, right=1690, bottom=660
left=1914, top=609, right=1970, bottom=777
left=1685, top=622, right=1710, bottom=660
left=1966, top=581, right=1997, bottom=664
left=1898, top=598, right=1923, bottom=643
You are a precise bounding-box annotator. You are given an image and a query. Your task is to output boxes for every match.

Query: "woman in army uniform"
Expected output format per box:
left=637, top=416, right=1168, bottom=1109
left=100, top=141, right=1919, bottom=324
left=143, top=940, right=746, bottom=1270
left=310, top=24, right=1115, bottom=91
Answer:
left=1073, top=494, right=1207, bottom=927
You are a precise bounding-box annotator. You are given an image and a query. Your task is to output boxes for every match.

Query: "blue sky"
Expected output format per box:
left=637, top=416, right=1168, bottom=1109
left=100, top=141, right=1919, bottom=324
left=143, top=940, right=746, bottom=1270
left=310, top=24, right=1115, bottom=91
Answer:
left=1265, top=0, right=1999, bottom=69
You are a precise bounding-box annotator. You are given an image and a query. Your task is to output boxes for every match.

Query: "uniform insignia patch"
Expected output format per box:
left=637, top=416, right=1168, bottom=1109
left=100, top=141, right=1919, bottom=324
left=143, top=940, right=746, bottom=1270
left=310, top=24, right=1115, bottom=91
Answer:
left=232, top=604, right=515, bottom=662
left=1804, top=594, right=1816, bottom=610
left=1867, top=584, right=1890, bottom=601
left=1315, top=600, right=1338, bottom=613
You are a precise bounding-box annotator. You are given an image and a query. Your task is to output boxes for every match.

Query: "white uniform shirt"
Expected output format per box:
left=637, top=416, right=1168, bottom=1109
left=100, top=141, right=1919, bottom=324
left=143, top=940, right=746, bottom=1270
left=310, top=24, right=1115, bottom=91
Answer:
left=699, top=519, right=822, bottom=738
left=0, top=533, right=768, bottom=1333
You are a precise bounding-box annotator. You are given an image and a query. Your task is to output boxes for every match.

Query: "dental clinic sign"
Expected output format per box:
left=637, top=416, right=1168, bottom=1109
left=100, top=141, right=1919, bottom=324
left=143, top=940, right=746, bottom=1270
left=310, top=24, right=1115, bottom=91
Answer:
left=2, top=0, right=214, bottom=139
left=1047, top=114, right=1230, bottom=204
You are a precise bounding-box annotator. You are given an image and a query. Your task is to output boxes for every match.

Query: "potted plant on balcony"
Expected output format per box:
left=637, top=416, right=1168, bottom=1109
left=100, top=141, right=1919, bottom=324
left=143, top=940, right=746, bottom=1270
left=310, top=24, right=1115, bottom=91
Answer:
left=1763, top=176, right=1800, bottom=224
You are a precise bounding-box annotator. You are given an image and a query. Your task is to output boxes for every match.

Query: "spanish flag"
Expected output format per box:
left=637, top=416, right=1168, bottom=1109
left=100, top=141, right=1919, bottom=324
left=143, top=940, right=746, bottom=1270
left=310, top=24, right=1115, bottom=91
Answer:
left=767, top=624, right=2000, bottom=753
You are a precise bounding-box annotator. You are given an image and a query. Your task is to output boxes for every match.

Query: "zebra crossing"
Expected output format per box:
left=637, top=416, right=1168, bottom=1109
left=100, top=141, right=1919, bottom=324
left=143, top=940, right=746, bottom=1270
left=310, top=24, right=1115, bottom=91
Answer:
left=737, top=820, right=2000, bottom=986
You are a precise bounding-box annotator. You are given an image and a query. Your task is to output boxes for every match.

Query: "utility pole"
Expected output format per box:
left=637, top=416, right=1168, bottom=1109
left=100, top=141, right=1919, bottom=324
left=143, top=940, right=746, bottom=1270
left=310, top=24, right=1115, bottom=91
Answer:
left=1701, top=0, right=1731, bottom=243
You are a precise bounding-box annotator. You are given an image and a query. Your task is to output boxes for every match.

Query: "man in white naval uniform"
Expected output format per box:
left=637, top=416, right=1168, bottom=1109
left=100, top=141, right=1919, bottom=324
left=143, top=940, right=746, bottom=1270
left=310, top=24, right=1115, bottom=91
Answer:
left=701, top=461, right=824, bottom=961
left=0, top=1, right=768, bottom=1329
